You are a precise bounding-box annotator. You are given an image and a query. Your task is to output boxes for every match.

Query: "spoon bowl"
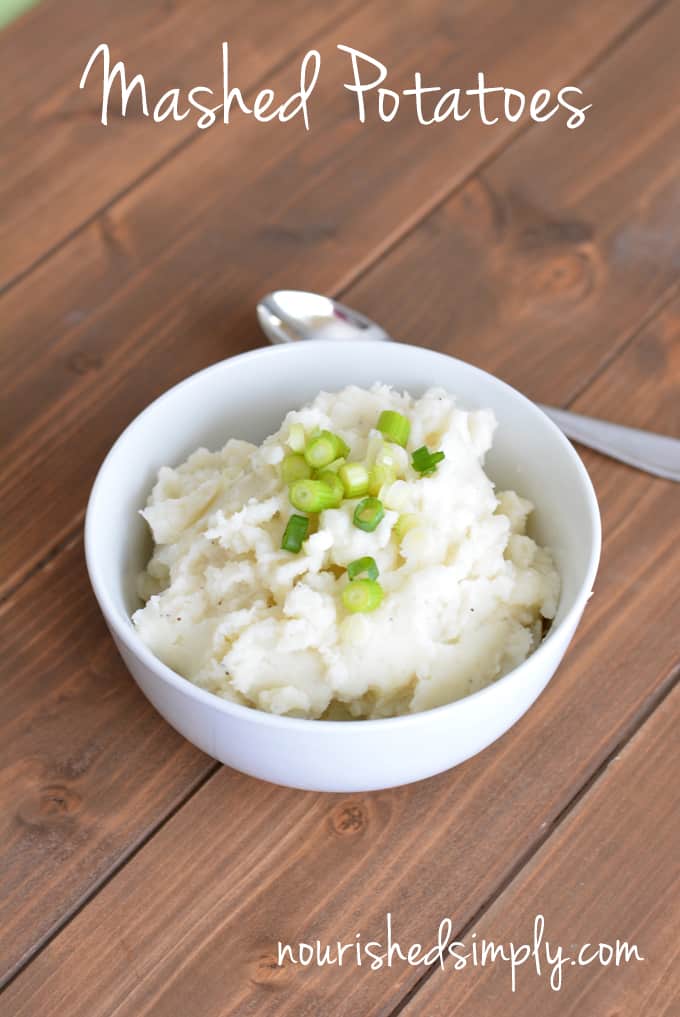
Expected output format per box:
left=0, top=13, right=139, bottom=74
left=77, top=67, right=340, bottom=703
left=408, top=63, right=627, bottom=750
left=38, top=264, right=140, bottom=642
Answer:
left=257, top=289, right=388, bottom=344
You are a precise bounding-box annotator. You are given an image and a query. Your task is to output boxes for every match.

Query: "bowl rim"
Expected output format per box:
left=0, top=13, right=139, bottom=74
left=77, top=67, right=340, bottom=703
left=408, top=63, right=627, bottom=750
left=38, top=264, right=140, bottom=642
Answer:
left=84, top=340, right=602, bottom=731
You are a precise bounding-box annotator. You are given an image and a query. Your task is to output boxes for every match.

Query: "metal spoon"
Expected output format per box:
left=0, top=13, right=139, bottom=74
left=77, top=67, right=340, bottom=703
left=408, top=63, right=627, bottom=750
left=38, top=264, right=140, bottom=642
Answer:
left=257, top=289, right=680, bottom=482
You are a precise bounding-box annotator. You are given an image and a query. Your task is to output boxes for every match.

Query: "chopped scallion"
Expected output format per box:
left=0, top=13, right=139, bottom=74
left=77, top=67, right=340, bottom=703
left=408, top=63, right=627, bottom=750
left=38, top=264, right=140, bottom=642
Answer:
left=347, top=556, right=379, bottom=581
left=341, top=577, right=384, bottom=613
left=304, top=430, right=350, bottom=469
left=375, top=443, right=400, bottom=471
left=353, top=496, right=385, bottom=532
left=377, top=410, right=411, bottom=447
left=368, top=464, right=394, bottom=497
left=323, top=457, right=346, bottom=474
left=281, top=514, right=309, bottom=553
left=287, top=423, right=306, bottom=452
left=395, top=513, right=420, bottom=539
left=289, top=479, right=340, bottom=513
left=412, top=445, right=446, bottom=475
left=280, top=453, right=312, bottom=485
left=339, top=461, right=370, bottom=499
left=316, top=470, right=344, bottom=507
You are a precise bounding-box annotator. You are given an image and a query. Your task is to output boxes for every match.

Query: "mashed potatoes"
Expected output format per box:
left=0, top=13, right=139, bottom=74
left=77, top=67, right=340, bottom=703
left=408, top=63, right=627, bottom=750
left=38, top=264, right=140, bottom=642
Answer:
left=133, top=385, right=559, bottom=718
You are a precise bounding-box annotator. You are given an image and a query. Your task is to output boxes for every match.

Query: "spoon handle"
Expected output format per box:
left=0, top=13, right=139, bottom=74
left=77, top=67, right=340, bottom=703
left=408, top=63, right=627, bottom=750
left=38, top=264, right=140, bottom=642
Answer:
left=537, top=405, right=680, bottom=482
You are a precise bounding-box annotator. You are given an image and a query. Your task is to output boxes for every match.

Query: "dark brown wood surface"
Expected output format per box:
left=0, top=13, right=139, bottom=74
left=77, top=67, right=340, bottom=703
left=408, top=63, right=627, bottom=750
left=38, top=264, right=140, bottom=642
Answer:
left=1, top=0, right=678, bottom=1014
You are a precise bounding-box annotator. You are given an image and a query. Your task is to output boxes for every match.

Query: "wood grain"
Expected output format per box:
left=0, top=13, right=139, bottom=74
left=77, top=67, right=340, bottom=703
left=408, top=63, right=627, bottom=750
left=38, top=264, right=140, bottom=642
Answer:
left=398, top=683, right=680, bottom=1017
left=346, top=0, right=680, bottom=408
left=0, top=538, right=215, bottom=984
left=2, top=0, right=679, bottom=1010
left=0, top=0, right=363, bottom=286
left=1, top=299, right=677, bottom=1013
left=0, top=0, right=660, bottom=596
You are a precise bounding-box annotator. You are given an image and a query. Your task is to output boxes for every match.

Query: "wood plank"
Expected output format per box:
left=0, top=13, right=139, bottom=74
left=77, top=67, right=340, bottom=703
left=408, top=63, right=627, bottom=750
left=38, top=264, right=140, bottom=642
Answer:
left=0, top=0, right=660, bottom=596
left=398, top=683, right=680, bottom=1017
left=0, top=538, right=216, bottom=984
left=0, top=0, right=363, bottom=286
left=1, top=293, right=677, bottom=1011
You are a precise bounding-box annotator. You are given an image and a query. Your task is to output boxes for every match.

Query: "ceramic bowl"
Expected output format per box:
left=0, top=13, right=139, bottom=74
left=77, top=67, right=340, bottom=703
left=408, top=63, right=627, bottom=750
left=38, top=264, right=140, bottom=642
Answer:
left=85, top=341, right=601, bottom=791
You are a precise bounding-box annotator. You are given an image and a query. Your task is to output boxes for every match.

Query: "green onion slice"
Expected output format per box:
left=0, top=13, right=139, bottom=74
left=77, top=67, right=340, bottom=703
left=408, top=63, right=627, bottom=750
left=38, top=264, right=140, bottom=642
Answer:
left=395, top=513, right=420, bottom=539
left=289, top=479, right=340, bottom=513
left=341, top=577, right=384, bottom=613
left=304, top=431, right=350, bottom=469
left=368, top=464, right=394, bottom=497
left=316, top=470, right=344, bottom=507
left=339, top=461, right=370, bottom=499
left=281, top=514, right=309, bottom=553
left=286, top=423, right=306, bottom=452
left=377, top=410, right=411, bottom=447
left=353, top=496, right=385, bottom=532
left=280, top=453, right=312, bottom=485
left=374, top=443, right=402, bottom=472
left=411, top=445, right=446, bottom=475
left=347, top=556, right=379, bottom=582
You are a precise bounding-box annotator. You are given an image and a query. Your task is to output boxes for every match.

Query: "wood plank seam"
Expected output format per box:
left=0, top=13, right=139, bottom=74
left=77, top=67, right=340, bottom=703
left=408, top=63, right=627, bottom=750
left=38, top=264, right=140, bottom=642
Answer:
left=0, top=511, right=86, bottom=610
left=0, top=0, right=370, bottom=299
left=557, top=275, right=680, bottom=411
left=1, top=0, right=668, bottom=305
left=0, top=525, right=82, bottom=610
left=384, top=661, right=680, bottom=1017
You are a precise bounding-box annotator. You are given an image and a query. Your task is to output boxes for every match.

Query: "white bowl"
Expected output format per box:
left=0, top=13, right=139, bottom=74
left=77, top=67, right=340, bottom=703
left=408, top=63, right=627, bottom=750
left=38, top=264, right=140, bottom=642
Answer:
left=85, top=341, right=601, bottom=792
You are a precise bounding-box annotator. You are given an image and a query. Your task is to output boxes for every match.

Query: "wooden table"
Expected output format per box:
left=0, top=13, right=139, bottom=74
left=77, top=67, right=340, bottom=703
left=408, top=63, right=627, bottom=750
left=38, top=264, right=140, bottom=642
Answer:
left=2, top=1, right=679, bottom=1014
